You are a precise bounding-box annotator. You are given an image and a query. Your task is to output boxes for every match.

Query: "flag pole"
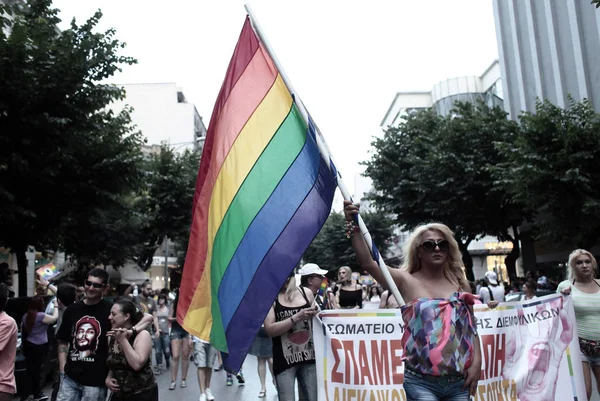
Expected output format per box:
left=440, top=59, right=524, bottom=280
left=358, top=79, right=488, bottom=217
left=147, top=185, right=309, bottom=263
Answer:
left=244, top=4, right=405, bottom=307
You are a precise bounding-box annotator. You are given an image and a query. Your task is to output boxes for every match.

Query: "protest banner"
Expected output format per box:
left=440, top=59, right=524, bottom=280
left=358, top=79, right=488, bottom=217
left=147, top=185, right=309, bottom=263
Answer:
left=473, top=293, right=586, bottom=401
left=314, top=310, right=407, bottom=401
left=314, top=293, right=586, bottom=401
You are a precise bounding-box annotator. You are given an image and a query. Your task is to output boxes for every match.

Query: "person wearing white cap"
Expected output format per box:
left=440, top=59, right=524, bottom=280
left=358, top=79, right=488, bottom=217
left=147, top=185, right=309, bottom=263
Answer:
left=479, top=271, right=505, bottom=305
left=298, top=263, right=328, bottom=309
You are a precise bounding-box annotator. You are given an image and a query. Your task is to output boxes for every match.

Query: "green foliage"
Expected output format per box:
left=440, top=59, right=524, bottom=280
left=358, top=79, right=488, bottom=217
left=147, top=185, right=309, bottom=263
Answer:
left=494, top=99, right=600, bottom=249
left=136, top=147, right=201, bottom=270
left=0, top=0, right=140, bottom=294
left=364, top=102, right=526, bottom=279
left=303, top=210, right=395, bottom=273
left=593, top=0, right=600, bottom=8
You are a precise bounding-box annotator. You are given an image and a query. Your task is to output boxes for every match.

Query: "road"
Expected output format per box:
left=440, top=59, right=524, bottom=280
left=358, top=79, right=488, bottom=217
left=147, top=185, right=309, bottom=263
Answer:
left=154, top=355, right=278, bottom=401
left=27, top=356, right=278, bottom=401
left=21, top=356, right=600, bottom=401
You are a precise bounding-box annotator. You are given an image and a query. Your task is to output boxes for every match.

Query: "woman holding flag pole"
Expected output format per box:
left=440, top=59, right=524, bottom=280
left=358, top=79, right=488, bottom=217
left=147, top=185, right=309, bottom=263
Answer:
left=344, top=202, right=481, bottom=400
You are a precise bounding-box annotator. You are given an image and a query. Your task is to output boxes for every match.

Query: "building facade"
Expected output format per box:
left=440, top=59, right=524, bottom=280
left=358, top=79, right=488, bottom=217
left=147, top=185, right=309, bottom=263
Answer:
left=381, top=60, right=503, bottom=126
left=493, top=0, right=600, bottom=118
left=109, top=83, right=207, bottom=152
left=493, top=0, right=600, bottom=272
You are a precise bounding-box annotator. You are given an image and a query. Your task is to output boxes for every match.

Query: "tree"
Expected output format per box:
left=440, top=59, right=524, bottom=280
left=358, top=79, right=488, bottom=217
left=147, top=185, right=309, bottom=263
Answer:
left=60, top=193, right=146, bottom=270
left=494, top=98, right=600, bottom=250
left=303, top=210, right=395, bottom=273
left=136, top=147, right=201, bottom=270
left=593, top=0, right=600, bottom=8
left=0, top=0, right=141, bottom=295
left=365, top=102, right=526, bottom=280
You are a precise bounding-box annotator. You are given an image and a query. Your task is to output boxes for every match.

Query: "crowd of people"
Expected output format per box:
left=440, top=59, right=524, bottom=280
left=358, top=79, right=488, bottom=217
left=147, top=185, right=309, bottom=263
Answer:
left=0, top=200, right=599, bottom=401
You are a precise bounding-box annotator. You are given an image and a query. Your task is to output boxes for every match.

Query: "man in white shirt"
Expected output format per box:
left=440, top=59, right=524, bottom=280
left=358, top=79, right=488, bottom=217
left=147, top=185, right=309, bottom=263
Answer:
left=479, top=271, right=505, bottom=304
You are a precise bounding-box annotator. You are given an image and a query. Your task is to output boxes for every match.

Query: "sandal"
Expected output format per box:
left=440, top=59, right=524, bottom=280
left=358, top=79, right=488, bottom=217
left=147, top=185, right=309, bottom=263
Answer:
left=258, top=390, right=266, bottom=398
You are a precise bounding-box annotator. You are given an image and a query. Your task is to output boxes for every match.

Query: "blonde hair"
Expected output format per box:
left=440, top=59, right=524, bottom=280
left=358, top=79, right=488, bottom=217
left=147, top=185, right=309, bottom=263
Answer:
left=281, top=275, right=297, bottom=303
left=567, top=249, right=598, bottom=281
left=337, top=266, right=352, bottom=285
left=402, top=223, right=468, bottom=291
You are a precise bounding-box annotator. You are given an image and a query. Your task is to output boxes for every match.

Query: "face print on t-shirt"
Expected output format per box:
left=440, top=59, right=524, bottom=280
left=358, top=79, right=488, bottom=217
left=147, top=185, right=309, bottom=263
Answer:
left=277, top=310, right=315, bottom=365
left=71, top=315, right=101, bottom=362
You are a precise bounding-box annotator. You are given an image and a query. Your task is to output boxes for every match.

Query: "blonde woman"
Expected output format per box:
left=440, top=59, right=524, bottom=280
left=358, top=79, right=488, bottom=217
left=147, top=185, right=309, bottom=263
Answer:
left=332, top=266, right=362, bottom=309
left=344, top=201, right=481, bottom=400
left=264, top=274, right=318, bottom=401
left=557, top=249, right=600, bottom=400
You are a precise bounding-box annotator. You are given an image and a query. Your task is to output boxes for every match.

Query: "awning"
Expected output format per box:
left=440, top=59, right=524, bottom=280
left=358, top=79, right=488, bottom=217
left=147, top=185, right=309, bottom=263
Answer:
left=106, top=262, right=150, bottom=285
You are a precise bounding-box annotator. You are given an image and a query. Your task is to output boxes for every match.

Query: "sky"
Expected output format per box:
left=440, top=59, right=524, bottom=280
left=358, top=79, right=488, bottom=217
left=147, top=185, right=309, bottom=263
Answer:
left=51, top=0, right=499, bottom=199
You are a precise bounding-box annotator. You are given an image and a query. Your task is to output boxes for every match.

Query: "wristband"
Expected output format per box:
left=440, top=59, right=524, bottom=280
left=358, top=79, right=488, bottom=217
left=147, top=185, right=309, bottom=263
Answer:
left=131, top=326, right=138, bottom=335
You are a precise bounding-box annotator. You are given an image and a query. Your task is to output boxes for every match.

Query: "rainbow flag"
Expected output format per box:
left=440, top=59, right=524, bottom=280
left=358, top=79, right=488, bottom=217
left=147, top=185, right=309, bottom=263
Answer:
left=178, top=17, right=336, bottom=372
left=36, top=262, right=60, bottom=281
left=317, top=277, right=329, bottom=309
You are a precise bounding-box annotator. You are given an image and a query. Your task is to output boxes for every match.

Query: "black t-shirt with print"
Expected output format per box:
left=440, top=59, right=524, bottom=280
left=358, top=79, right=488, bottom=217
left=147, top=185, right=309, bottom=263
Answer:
left=272, top=288, right=316, bottom=376
left=56, top=299, right=113, bottom=387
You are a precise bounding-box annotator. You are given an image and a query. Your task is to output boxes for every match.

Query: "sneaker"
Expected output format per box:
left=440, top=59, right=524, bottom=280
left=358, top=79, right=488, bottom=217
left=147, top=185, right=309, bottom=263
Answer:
left=236, top=370, right=245, bottom=385
left=169, top=381, right=176, bottom=390
left=34, top=394, right=49, bottom=401
left=181, top=379, right=187, bottom=388
left=226, top=374, right=233, bottom=386
left=153, top=365, right=162, bottom=375
left=205, top=388, right=215, bottom=401
left=214, top=364, right=223, bottom=371
left=199, top=394, right=207, bottom=401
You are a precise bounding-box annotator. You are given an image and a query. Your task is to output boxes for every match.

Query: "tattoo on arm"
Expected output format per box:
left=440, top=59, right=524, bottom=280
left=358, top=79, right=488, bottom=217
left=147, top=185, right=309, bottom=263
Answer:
left=59, top=346, right=68, bottom=354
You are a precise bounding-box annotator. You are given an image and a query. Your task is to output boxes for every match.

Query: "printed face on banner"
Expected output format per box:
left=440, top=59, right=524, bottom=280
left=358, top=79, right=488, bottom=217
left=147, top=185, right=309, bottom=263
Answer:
left=474, top=294, right=584, bottom=401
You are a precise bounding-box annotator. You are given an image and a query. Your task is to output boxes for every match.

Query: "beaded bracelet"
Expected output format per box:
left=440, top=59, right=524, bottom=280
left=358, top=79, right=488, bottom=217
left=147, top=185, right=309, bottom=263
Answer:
left=344, top=220, right=359, bottom=238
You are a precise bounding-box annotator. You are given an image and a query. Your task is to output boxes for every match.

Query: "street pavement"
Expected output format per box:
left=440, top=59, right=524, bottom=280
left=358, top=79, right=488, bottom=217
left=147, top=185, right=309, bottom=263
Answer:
left=154, top=356, right=278, bottom=401
left=20, top=356, right=600, bottom=401
left=26, top=355, right=278, bottom=401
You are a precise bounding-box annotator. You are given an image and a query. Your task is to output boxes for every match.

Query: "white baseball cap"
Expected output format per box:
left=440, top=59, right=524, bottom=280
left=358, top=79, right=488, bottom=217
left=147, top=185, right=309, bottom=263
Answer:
left=484, top=271, right=498, bottom=285
left=298, top=263, right=328, bottom=276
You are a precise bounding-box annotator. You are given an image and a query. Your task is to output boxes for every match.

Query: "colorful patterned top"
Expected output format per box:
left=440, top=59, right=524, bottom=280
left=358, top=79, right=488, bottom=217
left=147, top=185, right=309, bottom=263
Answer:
left=401, top=291, right=478, bottom=376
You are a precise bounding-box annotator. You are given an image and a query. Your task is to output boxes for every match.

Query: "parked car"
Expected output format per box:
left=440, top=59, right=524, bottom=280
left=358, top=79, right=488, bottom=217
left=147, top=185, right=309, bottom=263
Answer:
left=5, top=295, right=57, bottom=397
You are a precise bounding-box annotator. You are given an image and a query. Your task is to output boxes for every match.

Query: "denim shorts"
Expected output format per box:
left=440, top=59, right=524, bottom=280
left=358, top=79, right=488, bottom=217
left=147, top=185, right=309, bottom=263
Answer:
left=581, top=352, right=600, bottom=366
left=170, top=327, right=189, bottom=340
left=403, top=369, right=469, bottom=401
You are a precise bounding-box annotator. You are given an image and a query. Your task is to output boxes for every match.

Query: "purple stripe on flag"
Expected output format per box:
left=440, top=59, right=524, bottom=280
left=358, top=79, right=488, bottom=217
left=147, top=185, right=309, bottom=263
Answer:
left=221, top=159, right=336, bottom=372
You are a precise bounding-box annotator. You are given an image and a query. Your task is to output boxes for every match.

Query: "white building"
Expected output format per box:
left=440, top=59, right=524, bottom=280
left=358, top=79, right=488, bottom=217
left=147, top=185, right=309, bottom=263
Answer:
left=109, top=83, right=207, bottom=152
left=381, top=60, right=503, bottom=128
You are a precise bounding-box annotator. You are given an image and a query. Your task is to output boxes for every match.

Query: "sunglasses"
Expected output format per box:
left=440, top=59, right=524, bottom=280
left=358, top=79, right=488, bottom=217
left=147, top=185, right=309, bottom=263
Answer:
left=84, top=280, right=105, bottom=289
left=421, top=239, right=450, bottom=253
